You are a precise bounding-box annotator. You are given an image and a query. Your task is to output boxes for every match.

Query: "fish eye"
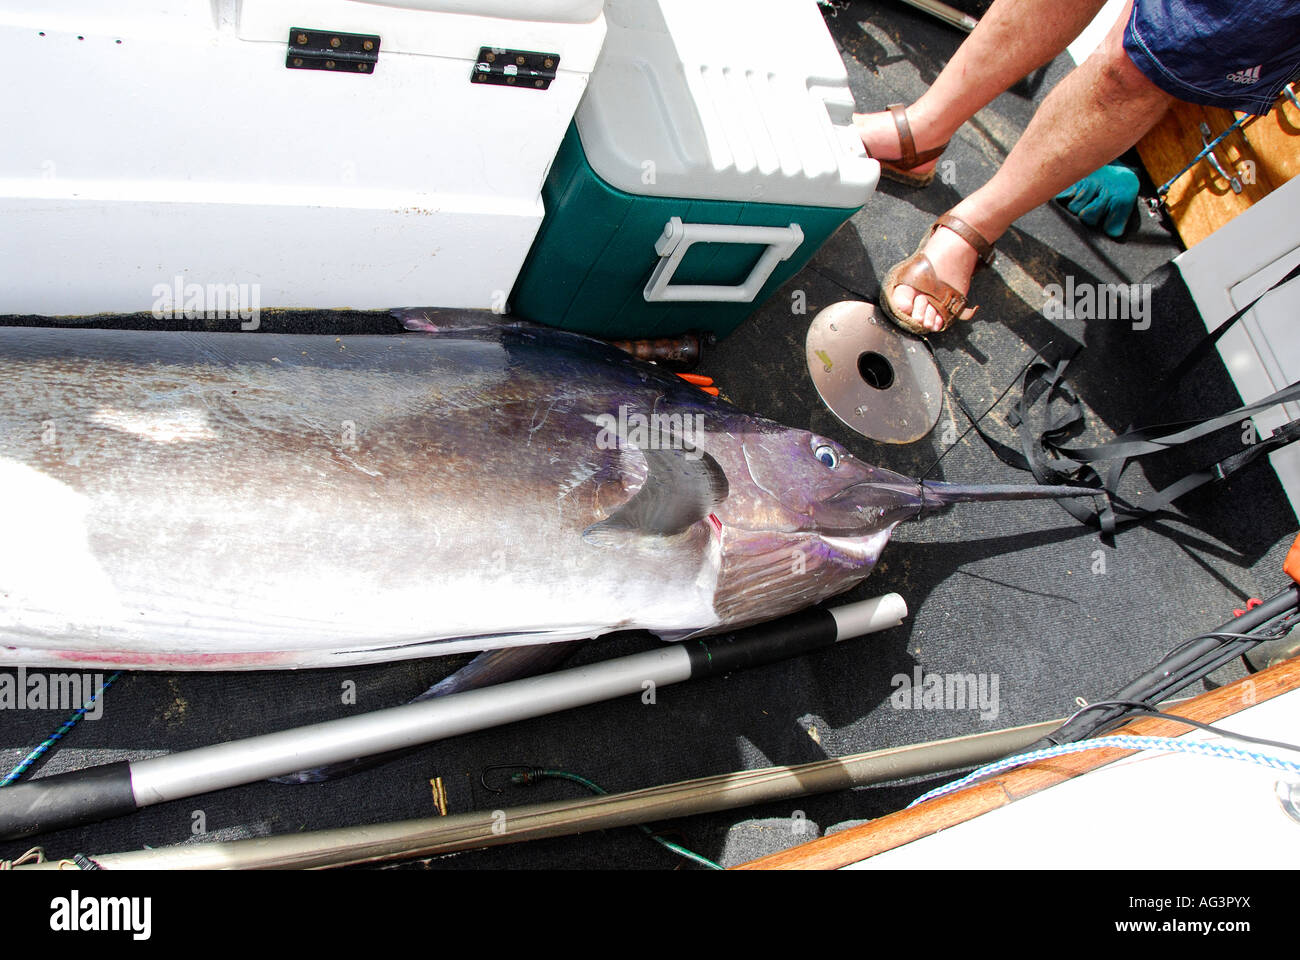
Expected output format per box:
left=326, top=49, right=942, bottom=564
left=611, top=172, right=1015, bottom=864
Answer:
left=813, top=443, right=839, bottom=469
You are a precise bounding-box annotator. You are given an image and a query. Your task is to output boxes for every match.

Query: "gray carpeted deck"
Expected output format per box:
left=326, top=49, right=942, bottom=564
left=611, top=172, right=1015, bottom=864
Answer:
left=3, top=1, right=1296, bottom=870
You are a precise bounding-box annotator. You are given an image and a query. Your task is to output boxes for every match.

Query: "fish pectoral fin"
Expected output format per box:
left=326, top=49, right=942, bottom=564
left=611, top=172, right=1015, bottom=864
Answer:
left=584, top=446, right=728, bottom=546
left=581, top=515, right=640, bottom=548
left=582, top=514, right=712, bottom=549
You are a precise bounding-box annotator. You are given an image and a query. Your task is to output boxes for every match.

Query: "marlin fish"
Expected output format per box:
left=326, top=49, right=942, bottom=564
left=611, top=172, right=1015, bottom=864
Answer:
left=0, top=315, right=1094, bottom=674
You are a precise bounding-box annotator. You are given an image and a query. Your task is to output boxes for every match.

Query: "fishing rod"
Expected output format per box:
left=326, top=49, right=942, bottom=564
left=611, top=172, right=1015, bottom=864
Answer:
left=1024, top=533, right=1300, bottom=751
left=0, top=594, right=907, bottom=842
left=1026, top=586, right=1300, bottom=750
left=11, top=714, right=1060, bottom=870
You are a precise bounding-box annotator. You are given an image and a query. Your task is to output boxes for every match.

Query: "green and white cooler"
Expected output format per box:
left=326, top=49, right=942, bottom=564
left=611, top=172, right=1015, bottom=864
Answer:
left=511, top=0, right=880, bottom=339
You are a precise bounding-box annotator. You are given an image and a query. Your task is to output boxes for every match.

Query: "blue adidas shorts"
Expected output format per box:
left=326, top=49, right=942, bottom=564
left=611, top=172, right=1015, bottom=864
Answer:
left=1124, top=0, right=1300, bottom=114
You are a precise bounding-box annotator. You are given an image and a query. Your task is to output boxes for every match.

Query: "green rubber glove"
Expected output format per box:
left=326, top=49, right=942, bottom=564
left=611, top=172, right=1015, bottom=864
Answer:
left=1055, top=163, right=1140, bottom=239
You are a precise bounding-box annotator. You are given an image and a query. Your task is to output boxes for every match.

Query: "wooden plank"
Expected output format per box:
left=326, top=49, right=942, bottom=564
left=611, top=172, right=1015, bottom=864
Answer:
left=1136, top=93, right=1300, bottom=249
left=1136, top=104, right=1274, bottom=248
left=1242, top=94, right=1300, bottom=186
left=734, top=654, right=1300, bottom=870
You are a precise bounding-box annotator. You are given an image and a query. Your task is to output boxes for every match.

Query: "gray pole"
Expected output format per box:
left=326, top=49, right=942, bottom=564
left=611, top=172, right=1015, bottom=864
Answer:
left=131, top=645, right=694, bottom=804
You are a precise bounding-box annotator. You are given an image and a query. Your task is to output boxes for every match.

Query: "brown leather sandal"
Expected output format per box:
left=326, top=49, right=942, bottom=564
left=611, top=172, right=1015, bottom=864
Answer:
left=879, top=213, right=996, bottom=336
left=855, top=103, right=949, bottom=187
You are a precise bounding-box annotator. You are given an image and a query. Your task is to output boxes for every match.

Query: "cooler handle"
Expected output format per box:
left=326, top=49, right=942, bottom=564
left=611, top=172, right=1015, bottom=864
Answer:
left=643, top=218, right=804, bottom=303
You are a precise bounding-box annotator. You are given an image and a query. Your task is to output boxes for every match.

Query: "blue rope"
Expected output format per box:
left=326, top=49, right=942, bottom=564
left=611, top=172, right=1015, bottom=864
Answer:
left=1, top=671, right=123, bottom=787
left=910, top=733, right=1300, bottom=807
left=1155, top=114, right=1249, bottom=199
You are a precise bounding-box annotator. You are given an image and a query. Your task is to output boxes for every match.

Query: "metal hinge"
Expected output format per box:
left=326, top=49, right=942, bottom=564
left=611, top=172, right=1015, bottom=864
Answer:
left=287, top=28, right=381, bottom=74
left=471, top=47, right=559, bottom=90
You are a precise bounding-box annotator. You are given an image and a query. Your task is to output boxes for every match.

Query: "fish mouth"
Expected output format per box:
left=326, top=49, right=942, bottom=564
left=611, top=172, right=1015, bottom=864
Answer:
left=823, top=478, right=923, bottom=504
left=811, top=479, right=921, bottom=533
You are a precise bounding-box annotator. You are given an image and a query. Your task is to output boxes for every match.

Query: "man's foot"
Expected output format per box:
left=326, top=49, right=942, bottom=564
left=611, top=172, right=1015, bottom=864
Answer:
left=852, top=105, right=948, bottom=185
left=888, top=223, right=982, bottom=332
left=880, top=211, right=998, bottom=336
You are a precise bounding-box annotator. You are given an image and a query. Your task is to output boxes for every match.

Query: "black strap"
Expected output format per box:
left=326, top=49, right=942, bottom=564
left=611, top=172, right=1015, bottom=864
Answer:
left=949, top=261, right=1300, bottom=538
left=1112, top=416, right=1300, bottom=516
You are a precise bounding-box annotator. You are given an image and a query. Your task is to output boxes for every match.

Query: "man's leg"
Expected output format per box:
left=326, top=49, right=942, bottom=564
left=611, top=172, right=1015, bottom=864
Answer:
left=889, top=2, right=1176, bottom=331
left=855, top=0, right=1109, bottom=171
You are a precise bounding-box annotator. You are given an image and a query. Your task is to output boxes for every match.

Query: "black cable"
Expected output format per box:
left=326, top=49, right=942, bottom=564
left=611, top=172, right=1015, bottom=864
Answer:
left=1026, top=585, right=1300, bottom=750
left=1068, top=699, right=1300, bottom=755
left=917, top=340, right=1051, bottom=484
left=1141, top=632, right=1271, bottom=695
left=1080, top=640, right=1261, bottom=741
left=1065, top=626, right=1293, bottom=743
left=1137, top=611, right=1300, bottom=712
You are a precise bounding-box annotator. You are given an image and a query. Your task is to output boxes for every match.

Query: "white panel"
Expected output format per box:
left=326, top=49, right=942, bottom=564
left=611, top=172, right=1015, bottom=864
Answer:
left=0, top=195, right=543, bottom=314
left=238, top=0, right=607, bottom=71
left=0, top=2, right=605, bottom=314
left=1174, top=176, right=1300, bottom=522
left=1228, top=258, right=1300, bottom=424
left=346, top=0, right=606, bottom=25
left=1066, top=0, right=1128, bottom=65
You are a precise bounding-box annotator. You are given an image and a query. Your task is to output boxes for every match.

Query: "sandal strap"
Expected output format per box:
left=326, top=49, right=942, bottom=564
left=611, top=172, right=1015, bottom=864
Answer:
left=887, top=103, right=947, bottom=169
left=934, top=213, right=997, bottom=268
left=888, top=103, right=917, bottom=168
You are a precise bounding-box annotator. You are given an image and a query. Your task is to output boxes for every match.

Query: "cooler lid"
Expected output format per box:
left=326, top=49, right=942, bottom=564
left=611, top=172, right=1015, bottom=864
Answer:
left=575, top=0, right=878, bottom=208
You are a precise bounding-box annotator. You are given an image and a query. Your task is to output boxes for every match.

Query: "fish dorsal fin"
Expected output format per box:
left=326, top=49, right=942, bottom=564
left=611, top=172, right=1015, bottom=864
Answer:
left=584, top=444, right=728, bottom=547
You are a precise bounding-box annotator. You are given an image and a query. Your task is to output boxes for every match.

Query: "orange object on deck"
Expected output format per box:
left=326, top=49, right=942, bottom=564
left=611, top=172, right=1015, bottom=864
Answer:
left=1285, top=532, right=1300, bottom=585
left=675, top=372, right=719, bottom=396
